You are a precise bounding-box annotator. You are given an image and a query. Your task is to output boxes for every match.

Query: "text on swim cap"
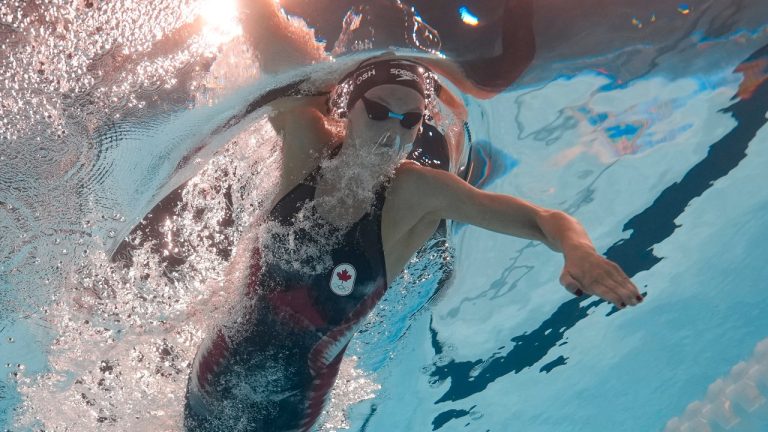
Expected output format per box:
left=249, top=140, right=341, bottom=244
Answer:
left=356, top=68, right=376, bottom=84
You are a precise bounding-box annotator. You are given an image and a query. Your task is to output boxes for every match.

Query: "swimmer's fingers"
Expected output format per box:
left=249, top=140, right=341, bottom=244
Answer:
left=603, top=260, right=643, bottom=306
left=561, top=270, right=622, bottom=308
left=592, top=279, right=635, bottom=309
left=560, top=268, right=619, bottom=307
left=560, top=251, right=643, bottom=309
left=581, top=277, right=624, bottom=309
left=580, top=265, right=638, bottom=309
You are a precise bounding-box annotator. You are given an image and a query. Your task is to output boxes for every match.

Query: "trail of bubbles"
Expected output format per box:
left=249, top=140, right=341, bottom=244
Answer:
left=12, top=116, right=418, bottom=430
left=0, top=0, right=205, bottom=141
left=319, top=355, right=381, bottom=431
left=0, top=0, right=257, bottom=334
left=12, top=117, right=282, bottom=430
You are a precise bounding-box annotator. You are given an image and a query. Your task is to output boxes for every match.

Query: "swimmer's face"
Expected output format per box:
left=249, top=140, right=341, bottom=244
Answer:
left=347, top=84, right=426, bottom=159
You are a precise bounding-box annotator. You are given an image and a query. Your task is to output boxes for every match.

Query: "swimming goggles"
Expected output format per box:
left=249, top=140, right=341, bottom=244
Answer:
left=361, top=95, right=424, bottom=130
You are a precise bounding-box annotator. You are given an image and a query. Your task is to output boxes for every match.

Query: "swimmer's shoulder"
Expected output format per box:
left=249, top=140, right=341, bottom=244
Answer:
left=392, top=160, right=428, bottom=185
left=393, top=160, right=461, bottom=188
left=389, top=161, right=454, bottom=220
left=391, top=160, right=478, bottom=219
left=389, top=161, right=428, bottom=203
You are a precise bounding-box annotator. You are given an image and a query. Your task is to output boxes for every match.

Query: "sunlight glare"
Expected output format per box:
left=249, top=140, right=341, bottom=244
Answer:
left=197, top=0, right=243, bottom=50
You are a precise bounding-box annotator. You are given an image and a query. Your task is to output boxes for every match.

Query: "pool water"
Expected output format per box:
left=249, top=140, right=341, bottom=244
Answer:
left=2, top=1, right=768, bottom=431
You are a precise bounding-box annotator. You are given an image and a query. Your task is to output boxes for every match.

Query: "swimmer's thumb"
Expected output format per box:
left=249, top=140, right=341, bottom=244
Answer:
left=559, top=270, right=584, bottom=297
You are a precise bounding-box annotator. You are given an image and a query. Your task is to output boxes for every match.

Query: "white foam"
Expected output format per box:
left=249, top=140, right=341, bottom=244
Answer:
left=318, top=355, right=381, bottom=431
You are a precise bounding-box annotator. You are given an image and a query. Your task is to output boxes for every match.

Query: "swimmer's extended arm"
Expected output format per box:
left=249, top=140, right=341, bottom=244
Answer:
left=404, top=164, right=643, bottom=309
left=238, top=0, right=331, bottom=74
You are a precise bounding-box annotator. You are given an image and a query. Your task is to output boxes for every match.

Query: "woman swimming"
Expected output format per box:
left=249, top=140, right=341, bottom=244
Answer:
left=181, top=2, right=642, bottom=431
left=182, top=55, right=642, bottom=430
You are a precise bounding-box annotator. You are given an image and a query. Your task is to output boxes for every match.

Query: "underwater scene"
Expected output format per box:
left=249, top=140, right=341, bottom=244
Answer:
left=1, top=0, right=768, bottom=431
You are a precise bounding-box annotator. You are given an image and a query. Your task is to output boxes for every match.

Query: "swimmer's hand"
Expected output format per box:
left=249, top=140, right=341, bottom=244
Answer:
left=559, top=245, right=643, bottom=309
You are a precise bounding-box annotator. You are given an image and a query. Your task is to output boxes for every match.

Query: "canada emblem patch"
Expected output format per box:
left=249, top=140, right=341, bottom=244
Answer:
left=330, top=263, right=356, bottom=296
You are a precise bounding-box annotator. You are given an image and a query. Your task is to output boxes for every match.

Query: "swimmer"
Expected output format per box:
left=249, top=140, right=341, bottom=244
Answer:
left=181, top=2, right=642, bottom=431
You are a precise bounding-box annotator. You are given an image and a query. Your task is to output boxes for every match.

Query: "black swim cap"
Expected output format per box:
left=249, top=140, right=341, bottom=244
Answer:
left=344, top=59, right=428, bottom=110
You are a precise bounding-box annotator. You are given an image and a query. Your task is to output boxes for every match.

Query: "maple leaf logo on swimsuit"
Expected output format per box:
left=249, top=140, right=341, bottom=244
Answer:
left=330, top=263, right=356, bottom=296
left=337, top=269, right=352, bottom=282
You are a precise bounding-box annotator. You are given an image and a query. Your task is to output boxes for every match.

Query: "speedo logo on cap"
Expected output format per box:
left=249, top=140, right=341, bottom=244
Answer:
left=389, top=67, right=420, bottom=82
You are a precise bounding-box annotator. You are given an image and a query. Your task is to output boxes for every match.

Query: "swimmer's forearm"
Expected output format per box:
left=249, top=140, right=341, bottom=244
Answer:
left=421, top=163, right=595, bottom=255
left=414, top=57, right=498, bottom=100
left=238, top=0, right=330, bottom=74
left=443, top=183, right=596, bottom=255
left=474, top=196, right=596, bottom=256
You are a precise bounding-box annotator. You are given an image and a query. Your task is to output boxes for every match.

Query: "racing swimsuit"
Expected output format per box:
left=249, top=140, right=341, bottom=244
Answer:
left=185, top=146, right=390, bottom=432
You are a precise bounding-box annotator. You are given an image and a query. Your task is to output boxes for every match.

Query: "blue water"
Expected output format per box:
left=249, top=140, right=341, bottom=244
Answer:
left=346, top=69, right=768, bottom=431
left=2, top=1, right=768, bottom=431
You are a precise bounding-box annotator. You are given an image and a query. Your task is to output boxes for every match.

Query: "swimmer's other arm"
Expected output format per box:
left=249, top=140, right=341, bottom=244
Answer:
left=237, top=1, right=519, bottom=98
left=238, top=0, right=330, bottom=74
left=404, top=163, right=643, bottom=309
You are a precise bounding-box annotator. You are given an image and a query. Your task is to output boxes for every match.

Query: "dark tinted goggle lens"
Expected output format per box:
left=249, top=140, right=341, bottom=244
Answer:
left=361, top=96, right=423, bottom=130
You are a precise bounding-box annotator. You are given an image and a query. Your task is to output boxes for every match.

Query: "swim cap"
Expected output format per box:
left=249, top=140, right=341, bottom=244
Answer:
left=344, top=59, right=428, bottom=110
